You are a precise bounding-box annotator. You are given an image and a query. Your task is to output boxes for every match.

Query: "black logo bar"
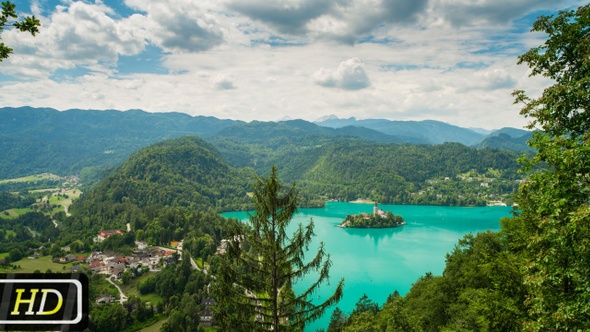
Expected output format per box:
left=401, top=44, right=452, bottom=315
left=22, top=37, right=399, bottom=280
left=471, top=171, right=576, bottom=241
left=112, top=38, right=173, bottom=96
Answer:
left=0, top=273, right=88, bottom=331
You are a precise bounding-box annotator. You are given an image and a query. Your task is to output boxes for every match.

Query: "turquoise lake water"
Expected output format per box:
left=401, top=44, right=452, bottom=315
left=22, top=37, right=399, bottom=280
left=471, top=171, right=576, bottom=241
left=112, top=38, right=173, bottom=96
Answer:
left=221, top=201, right=513, bottom=331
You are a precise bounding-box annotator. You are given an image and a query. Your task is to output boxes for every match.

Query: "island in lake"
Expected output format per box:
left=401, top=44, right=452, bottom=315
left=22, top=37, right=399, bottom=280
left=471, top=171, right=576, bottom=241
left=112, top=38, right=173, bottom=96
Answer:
left=340, top=203, right=406, bottom=228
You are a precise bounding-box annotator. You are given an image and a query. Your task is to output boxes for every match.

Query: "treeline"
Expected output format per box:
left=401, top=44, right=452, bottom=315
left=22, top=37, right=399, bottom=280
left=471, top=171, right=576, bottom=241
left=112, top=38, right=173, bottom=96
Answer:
left=0, top=192, right=36, bottom=211
left=0, top=179, right=61, bottom=193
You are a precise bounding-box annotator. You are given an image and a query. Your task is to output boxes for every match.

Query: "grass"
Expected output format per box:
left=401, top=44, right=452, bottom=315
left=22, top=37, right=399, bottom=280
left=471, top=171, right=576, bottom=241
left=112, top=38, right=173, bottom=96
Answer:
left=139, top=317, right=166, bottom=332
left=4, top=230, right=16, bottom=239
left=120, top=272, right=163, bottom=304
left=1, top=188, right=82, bottom=220
left=1, top=255, right=76, bottom=273
left=0, top=173, right=60, bottom=184
left=1, top=208, right=34, bottom=220
left=48, top=195, right=66, bottom=205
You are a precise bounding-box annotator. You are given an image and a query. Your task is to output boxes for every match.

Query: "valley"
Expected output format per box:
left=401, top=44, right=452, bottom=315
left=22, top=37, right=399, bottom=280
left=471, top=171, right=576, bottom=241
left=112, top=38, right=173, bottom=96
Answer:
left=0, top=132, right=522, bottom=331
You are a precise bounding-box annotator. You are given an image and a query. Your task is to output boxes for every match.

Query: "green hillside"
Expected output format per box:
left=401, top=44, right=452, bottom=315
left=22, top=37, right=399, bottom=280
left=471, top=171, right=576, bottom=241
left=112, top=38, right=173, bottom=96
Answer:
left=67, top=136, right=255, bottom=243
left=476, top=129, right=534, bottom=152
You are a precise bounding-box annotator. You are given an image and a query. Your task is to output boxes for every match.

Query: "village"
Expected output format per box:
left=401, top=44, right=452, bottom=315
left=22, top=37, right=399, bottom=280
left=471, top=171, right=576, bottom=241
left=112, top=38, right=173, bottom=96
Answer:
left=46, top=229, right=180, bottom=303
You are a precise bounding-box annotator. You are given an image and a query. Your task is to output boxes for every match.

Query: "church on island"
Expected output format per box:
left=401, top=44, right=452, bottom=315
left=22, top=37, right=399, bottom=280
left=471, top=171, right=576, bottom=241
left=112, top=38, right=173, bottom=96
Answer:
left=339, top=203, right=406, bottom=229
left=373, top=203, right=387, bottom=218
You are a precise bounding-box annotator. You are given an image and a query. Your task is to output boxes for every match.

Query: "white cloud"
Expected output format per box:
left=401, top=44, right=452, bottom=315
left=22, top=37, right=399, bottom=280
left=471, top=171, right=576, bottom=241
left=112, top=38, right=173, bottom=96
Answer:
left=313, top=58, right=370, bottom=90
left=212, top=74, right=236, bottom=90
left=1, top=1, right=146, bottom=77
left=125, top=0, right=224, bottom=53
left=0, top=0, right=583, bottom=130
left=427, top=0, right=560, bottom=27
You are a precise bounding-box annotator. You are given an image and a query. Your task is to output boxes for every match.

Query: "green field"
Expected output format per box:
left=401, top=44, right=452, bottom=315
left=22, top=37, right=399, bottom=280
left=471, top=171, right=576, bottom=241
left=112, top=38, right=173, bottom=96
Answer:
left=120, top=272, right=164, bottom=304
left=0, top=173, right=60, bottom=184
left=1, top=188, right=82, bottom=220
left=1, top=208, right=34, bottom=220
left=1, top=255, right=77, bottom=273
left=139, top=317, right=166, bottom=332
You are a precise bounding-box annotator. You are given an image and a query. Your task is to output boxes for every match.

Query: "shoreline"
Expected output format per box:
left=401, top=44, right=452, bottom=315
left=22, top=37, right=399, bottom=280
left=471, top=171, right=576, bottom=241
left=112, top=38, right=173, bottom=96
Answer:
left=349, top=198, right=375, bottom=204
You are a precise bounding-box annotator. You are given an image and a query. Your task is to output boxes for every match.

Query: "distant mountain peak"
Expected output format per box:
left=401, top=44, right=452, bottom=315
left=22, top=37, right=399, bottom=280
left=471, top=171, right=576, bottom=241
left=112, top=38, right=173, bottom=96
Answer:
left=314, top=114, right=340, bottom=122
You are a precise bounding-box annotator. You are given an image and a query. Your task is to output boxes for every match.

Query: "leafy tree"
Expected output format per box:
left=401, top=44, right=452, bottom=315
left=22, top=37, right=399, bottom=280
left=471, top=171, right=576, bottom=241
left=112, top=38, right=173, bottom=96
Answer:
left=1, top=1, right=40, bottom=61
left=214, top=166, right=344, bottom=331
left=512, top=4, right=590, bottom=330
left=90, top=303, right=128, bottom=332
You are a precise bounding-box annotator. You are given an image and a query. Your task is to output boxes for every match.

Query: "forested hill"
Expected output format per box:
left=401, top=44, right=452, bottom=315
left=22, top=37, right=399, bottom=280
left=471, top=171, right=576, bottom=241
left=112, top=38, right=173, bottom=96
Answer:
left=68, top=136, right=256, bottom=237
left=476, top=128, right=534, bottom=152
left=0, top=106, right=528, bottom=181
left=0, top=106, right=241, bottom=180
left=291, top=141, right=521, bottom=205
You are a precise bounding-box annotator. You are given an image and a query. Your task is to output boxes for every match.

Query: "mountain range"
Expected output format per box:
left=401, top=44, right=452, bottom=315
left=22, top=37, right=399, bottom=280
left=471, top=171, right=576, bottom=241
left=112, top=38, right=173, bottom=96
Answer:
left=0, top=106, right=532, bottom=180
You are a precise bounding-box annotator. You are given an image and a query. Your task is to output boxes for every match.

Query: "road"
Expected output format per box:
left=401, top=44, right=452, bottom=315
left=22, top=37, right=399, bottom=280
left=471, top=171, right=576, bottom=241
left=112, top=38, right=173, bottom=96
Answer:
left=106, top=275, right=128, bottom=304
left=177, top=240, right=205, bottom=273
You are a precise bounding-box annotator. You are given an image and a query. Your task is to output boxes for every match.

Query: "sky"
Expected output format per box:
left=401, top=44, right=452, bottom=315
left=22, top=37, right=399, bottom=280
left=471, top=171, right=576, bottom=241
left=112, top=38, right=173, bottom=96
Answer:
left=0, top=0, right=584, bottom=130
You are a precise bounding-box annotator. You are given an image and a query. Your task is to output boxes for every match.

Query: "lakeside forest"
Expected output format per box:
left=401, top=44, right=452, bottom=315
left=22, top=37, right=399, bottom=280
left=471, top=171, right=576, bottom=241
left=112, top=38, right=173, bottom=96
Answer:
left=0, top=3, right=589, bottom=332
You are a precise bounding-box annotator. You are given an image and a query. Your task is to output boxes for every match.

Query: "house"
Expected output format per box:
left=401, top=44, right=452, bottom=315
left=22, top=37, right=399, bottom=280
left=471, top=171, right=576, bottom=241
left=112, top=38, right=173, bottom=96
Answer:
left=96, top=229, right=123, bottom=242
left=111, top=263, right=125, bottom=278
left=87, top=261, right=105, bottom=273
left=135, top=241, right=148, bottom=250
left=96, top=295, right=116, bottom=304
left=57, top=254, right=77, bottom=263
left=200, top=298, right=216, bottom=327
left=216, top=235, right=245, bottom=255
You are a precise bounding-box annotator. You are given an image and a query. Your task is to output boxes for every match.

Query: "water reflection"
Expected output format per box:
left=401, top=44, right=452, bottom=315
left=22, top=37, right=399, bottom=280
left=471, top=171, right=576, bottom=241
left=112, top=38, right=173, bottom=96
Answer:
left=341, top=226, right=405, bottom=246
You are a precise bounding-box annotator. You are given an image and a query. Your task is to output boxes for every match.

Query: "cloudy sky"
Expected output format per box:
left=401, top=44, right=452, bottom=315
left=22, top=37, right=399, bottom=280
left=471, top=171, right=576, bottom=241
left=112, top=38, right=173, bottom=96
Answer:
left=0, top=0, right=583, bottom=129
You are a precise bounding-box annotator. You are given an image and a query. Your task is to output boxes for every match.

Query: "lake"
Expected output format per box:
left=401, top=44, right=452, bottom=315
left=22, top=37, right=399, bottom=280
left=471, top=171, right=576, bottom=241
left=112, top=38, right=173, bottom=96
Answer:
left=221, top=201, right=513, bottom=331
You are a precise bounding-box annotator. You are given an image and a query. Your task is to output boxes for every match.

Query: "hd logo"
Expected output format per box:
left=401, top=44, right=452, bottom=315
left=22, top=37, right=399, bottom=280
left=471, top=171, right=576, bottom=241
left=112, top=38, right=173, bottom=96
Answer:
left=0, top=273, right=88, bottom=331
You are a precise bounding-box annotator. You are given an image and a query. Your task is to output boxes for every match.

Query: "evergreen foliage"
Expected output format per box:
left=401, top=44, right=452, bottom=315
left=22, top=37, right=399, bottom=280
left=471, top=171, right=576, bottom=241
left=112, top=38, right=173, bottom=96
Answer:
left=214, top=166, right=344, bottom=331
left=511, top=4, right=590, bottom=330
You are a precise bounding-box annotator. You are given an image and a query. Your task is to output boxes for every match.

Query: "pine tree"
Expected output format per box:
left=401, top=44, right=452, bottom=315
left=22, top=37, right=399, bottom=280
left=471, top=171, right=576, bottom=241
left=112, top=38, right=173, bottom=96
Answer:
left=214, top=166, right=344, bottom=331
